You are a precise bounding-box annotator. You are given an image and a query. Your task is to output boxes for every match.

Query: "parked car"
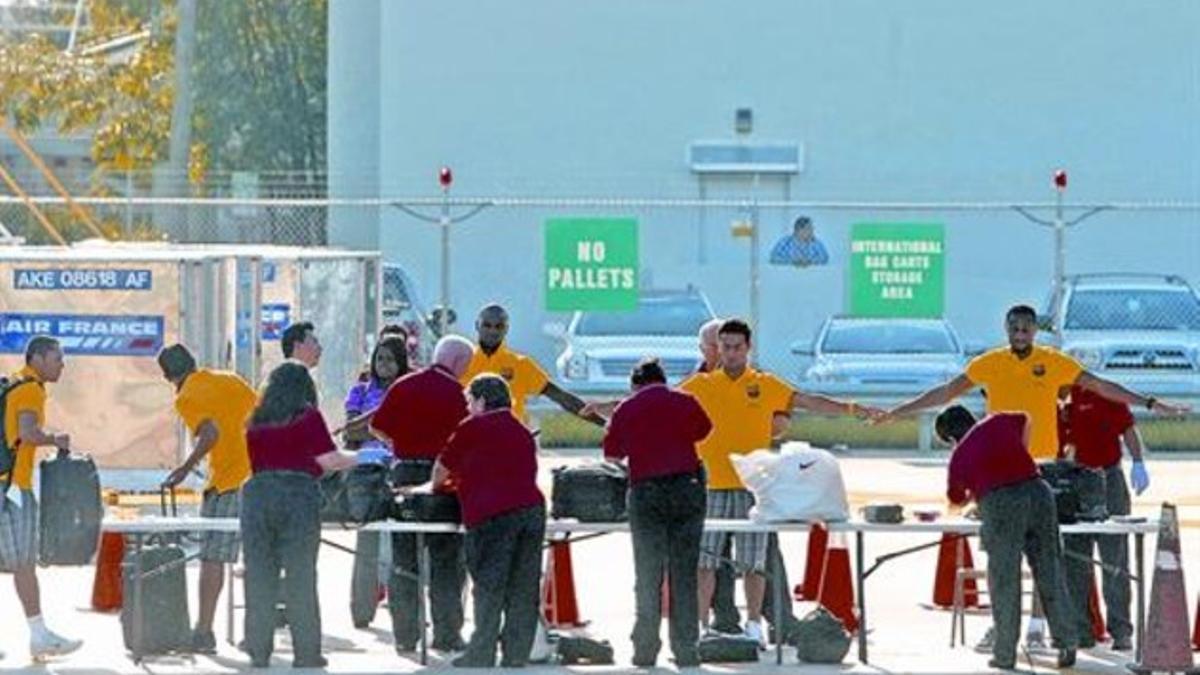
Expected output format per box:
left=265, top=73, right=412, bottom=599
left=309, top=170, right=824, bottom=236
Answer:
left=794, top=316, right=969, bottom=394
left=1040, top=273, right=1200, bottom=397
left=546, top=288, right=716, bottom=392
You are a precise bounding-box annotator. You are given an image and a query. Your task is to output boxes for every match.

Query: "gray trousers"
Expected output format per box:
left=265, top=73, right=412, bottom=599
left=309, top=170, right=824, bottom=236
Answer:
left=1064, top=464, right=1132, bottom=643
left=389, top=531, right=466, bottom=646
left=980, top=479, right=1078, bottom=664
left=628, top=471, right=706, bottom=663
left=241, top=471, right=323, bottom=665
left=712, top=535, right=796, bottom=633
left=460, top=504, right=546, bottom=667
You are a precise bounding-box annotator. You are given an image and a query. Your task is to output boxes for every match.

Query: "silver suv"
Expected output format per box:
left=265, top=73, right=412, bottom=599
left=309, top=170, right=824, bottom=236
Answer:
left=545, top=289, right=716, bottom=393
left=1040, top=274, right=1200, bottom=397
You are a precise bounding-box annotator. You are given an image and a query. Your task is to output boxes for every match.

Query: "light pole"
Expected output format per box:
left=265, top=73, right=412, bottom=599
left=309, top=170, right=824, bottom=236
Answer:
left=389, top=166, right=492, bottom=337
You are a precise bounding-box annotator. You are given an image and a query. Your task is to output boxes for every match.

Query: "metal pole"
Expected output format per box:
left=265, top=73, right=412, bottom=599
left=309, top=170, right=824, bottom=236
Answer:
left=439, top=188, right=451, bottom=337
left=749, top=173, right=761, bottom=361
left=1053, top=187, right=1065, bottom=328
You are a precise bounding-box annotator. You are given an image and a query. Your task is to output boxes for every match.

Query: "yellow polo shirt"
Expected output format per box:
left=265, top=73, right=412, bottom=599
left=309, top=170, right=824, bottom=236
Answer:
left=965, top=345, right=1083, bottom=459
left=680, top=367, right=794, bottom=490
left=460, top=343, right=550, bottom=423
left=175, top=369, right=257, bottom=493
left=3, top=366, right=46, bottom=490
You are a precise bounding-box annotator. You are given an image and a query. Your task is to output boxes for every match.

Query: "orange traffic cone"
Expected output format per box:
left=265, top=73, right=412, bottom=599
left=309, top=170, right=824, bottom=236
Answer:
left=91, top=531, right=124, bottom=612
left=932, top=533, right=979, bottom=608
left=541, top=541, right=584, bottom=627
left=796, top=523, right=828, bottom=601
left=1128, top=503, right=1198, bottom=674
left=816, top=532, right=858, bottom=633
left=1087, top=572, right=1107, bottom=642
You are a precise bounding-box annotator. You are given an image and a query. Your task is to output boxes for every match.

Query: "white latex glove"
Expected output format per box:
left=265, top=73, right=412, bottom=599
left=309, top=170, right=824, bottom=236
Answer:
left=1129, top=460, right=1150, bottom=496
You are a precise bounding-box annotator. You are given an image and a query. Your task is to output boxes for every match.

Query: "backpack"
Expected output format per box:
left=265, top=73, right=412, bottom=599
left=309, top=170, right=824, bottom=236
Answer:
left=0, top=376, right=35, bottom=499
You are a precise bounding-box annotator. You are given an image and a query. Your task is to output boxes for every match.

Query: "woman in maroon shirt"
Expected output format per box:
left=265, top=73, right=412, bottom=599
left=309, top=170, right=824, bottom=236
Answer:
left=241, top=362, right=355, bottom=668
left=432, top=374, right=545, bottom=668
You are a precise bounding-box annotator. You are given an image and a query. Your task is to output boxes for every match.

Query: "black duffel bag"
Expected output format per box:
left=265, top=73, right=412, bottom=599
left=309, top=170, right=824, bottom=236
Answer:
left=393, top=491, right=462, bottom=523
left=1039, top=460, right=1108, bottom=524
left=794, top=606, right=851, bottom=663
left=555, top=636, right=615, bottom=665
left=321, top=464, right=394, bottom=524
left=698, top=634, right=760, bottom=663
left=390, top=458, right=434, bottom=487
left=551, top=461, right=628, bottom=522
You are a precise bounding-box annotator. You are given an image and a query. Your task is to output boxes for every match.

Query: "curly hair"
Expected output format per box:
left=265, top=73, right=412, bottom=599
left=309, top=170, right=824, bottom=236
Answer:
left=369, top=335, right=410, bottom=384
left=250, top=361, right=318, bottom=428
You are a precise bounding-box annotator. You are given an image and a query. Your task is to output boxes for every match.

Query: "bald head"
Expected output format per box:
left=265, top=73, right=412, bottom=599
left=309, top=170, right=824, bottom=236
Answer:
left=433, top=335, right=474, bottom=378
left=698, top=318, right=723, bottom=369
left=476, top=303, right=510, bottom=352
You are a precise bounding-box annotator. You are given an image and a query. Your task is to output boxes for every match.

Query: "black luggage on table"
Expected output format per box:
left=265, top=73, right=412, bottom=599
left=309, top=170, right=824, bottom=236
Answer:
left=120, top=490, right=191, bottom=655
left=38, top=453, right=102, bottom=565
left=550, top=461, right=628, bottom=522
left=698, top=634, right=760, bottom=663
left=393, top=492, right=461, bottom=523
left=389, top=458, right=434, bottom=487
left=320, top=464, right=393, bottom=524
left=1039, top=460, right=1108, bottom=524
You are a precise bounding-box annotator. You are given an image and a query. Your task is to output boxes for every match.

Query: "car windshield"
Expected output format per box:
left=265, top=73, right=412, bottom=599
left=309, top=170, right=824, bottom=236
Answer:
left=822, top=322, right=958, bottom=353
left=1064, top=289, right=1200, bottom=331
left=575, top=295, right=712, bottom=336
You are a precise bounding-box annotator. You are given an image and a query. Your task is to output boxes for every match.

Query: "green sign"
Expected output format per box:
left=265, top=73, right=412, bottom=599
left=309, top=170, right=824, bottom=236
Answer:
left=545, top=217, right=639, bottom=311
left=849, top=223, right=945, bottom=318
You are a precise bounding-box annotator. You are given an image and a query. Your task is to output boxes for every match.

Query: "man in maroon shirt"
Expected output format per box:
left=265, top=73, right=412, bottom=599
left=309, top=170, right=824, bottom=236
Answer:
left=370, top=335, right=474, bottom=654
left=1058, top=385, right=1146, bottom=651
left=937, top=406, right=1078, bottom=670
left=604, top=358, right=712, bottom=667
left=433, top=374, right=545, bottom=668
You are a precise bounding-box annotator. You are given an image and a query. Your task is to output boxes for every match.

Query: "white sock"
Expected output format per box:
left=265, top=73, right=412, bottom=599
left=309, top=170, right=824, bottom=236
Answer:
left=28, top=615, right=49, bottom=641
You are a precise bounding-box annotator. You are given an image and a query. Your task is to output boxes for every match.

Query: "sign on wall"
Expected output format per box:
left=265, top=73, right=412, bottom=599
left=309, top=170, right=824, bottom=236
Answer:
left=544, top=217, right=639, bottom=311
left=0, top=312, right=165, bottom=356
left=13, top=268, right=152, bottom=291
left=849, top=223, right=945, bottom=318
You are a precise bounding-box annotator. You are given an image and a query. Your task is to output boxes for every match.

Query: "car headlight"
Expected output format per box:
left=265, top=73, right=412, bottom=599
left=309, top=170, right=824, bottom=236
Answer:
left=566, top=353, right=589, bottom=379
left=806, top=364, right=842, bottom=383
left=1067, top=347, right=1103, bottom=369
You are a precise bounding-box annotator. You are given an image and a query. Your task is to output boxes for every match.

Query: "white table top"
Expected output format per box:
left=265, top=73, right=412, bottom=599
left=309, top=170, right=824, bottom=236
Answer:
left=101, top=516, right=1160, bottom=536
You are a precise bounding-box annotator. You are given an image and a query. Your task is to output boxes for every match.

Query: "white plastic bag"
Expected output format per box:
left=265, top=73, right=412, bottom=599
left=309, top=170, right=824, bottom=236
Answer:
left=730, top=441, right=849, bottom=522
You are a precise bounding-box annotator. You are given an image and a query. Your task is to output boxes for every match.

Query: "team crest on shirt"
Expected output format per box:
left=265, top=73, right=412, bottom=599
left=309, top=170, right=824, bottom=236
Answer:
left=500, top=367, right=515, bottom=381
left=746, top=383, right=761, bottom=399
left=1032, top=364, right=1046, bottom=377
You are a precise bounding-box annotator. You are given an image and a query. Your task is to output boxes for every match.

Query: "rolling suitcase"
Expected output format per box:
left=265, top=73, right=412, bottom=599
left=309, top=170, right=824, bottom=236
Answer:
left=550, top=462, right=628, bottom=522
left=38, top=452, right=102, bottom=565
left=120, top=490, right=191, bottom=655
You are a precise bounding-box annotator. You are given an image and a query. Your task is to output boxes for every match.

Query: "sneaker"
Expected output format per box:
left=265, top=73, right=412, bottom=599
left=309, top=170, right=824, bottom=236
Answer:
left=293, top=655, right=328, bottom=668
left=743, top=620, right=767, bottom=649
left=987, top=657, right=1016, bottom=670
left=30, top=630, right=82, bottom=660
left=452, top=654, right=494, bottom=668
left=973, top=626, right=996, bottom=654
left=191, top=629, right=217, bottom=655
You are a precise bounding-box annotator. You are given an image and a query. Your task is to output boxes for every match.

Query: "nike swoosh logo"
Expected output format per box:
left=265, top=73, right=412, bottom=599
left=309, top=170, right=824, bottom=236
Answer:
left=797, top=461, right=816, bottom=470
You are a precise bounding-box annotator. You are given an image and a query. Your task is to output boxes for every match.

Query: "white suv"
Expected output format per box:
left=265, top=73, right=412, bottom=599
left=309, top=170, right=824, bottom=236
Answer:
left=1040, top=274, right=1200, bottom=398
left=546, top=289, right=716, bottom=393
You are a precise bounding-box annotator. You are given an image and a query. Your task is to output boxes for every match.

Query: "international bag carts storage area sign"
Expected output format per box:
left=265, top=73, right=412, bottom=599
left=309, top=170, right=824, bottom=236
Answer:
left=544, top=218, right=639, bottom=311
left=849, top=223, right=945, bottom=318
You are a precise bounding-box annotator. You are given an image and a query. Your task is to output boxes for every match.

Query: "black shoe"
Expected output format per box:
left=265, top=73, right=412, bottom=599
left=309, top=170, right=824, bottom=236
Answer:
left=190, top=629, right=217, bottom=655
left=672, top=652, right=701, bottom=668
left=293, top=655, right=328, bottom=668
left=1056, top=648, right=1076, bottom=668
left=251, top=657, right=271, bottom=669
left=987, top=657, right=1016, bottom=670
left=1111, top=636, right=1133, bottom=651
left=499, top=659, right=527, bottom=668
left=452, top=655, right=494, bottom=668
left=432, top=636, right=466, bottom=652
left=394, top=642, right=417, bottom=654
left=632, top=653, right=657, bottom=667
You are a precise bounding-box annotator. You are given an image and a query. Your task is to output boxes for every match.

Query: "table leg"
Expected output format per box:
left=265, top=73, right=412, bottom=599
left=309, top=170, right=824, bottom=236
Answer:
left=417, top=532, right=429, bottom=666
left=773, top=541, right=783, bottom=665
left=1135, top=532, right=1144, bottom=662
left=131, top=533, right=144, bottom=663
left=857, top=531, right=868, bottom=664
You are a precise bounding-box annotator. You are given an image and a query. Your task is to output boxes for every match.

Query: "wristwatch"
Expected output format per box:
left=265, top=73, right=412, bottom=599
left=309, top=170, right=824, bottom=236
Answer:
left=1145, top=396, right=1157, bottom=411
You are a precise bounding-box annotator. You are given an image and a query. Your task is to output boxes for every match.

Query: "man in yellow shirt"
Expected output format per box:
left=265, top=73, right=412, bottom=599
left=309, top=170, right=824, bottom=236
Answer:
left=158, top=344, right=258, bottom=654
left=680, top=319, right=874, bottom=646
left=0, top=336, right=83, bottom=660
left=885, top=304, right=1190, bottom=456
left=883, top=303, right=1189, bottom=650
left=460, top=304, right=603, bottom=426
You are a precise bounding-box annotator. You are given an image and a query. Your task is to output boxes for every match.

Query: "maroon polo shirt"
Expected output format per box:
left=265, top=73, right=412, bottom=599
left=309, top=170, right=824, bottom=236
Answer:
left=372, top=364, right=469, bottom=460
left=1058, top=385, right=1135, bottom=469
left=946, top=412, right=1037, bottom=505
left=603, top=384, right=711, bottom=483
left=440, top=409, right=543, bottom=529
left=247, top=407, right=336, bottom=478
